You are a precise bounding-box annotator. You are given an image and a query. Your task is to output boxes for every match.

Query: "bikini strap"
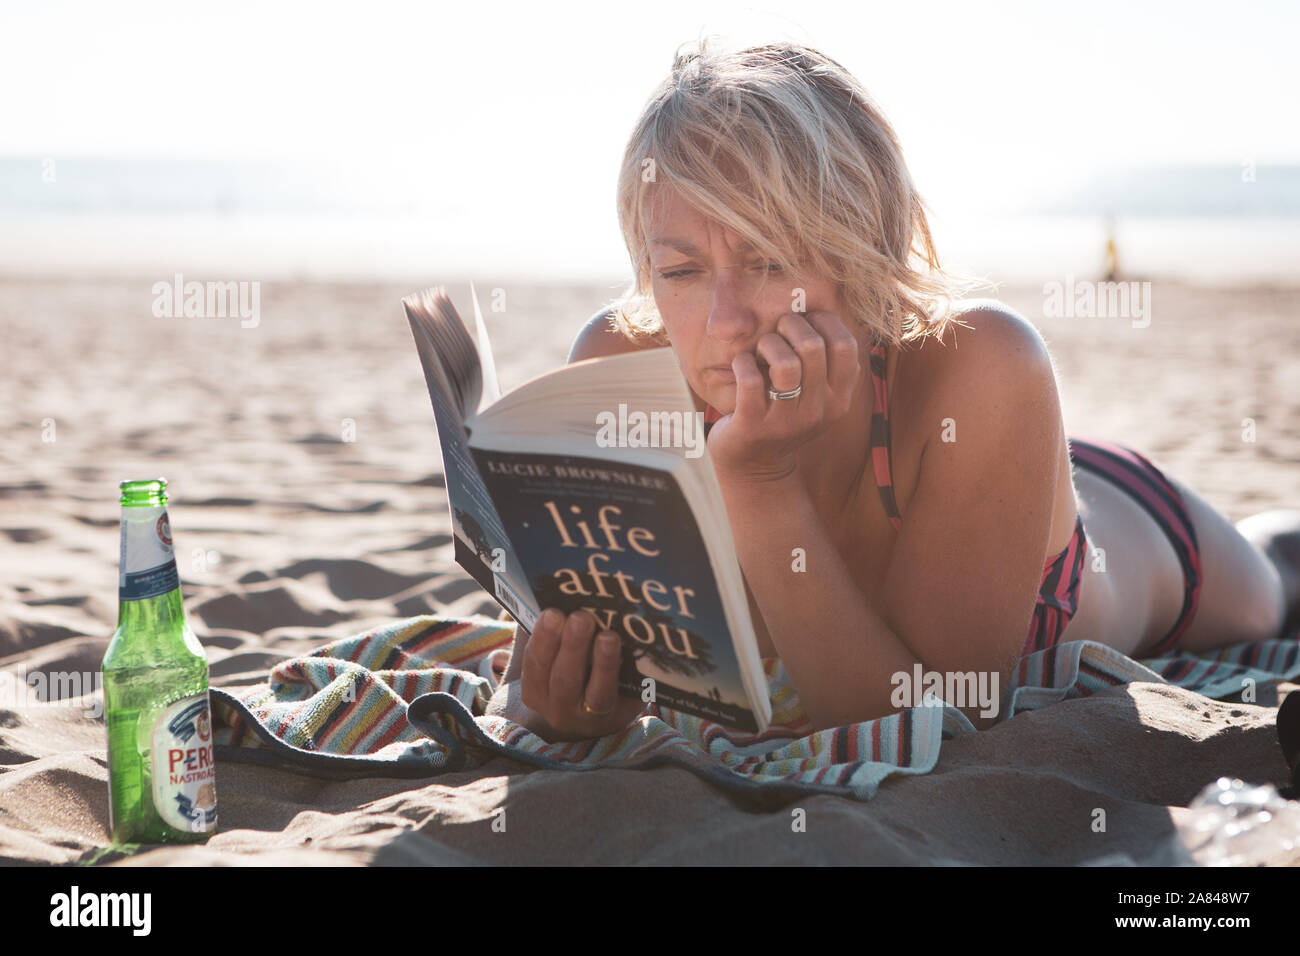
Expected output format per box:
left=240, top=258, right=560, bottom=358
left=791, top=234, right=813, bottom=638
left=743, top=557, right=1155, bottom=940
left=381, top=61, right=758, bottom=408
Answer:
left=868, top=342, right=903, bottom=531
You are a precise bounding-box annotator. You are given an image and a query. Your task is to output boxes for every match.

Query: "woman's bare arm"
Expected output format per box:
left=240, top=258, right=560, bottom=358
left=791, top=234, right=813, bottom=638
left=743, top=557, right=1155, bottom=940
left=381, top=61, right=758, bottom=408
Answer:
left=718, top=307, right=1061, bottom=731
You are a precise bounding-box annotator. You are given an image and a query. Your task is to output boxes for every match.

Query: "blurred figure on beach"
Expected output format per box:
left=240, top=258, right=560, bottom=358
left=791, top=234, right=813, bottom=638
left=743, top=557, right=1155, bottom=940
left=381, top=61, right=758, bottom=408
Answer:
left=1102, top=213, right=1120, bottom=282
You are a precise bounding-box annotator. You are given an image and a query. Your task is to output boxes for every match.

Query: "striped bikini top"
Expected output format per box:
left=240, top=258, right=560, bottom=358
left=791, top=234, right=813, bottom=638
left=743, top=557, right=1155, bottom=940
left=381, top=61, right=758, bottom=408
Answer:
left=702, top=341, right=1088, bottom=658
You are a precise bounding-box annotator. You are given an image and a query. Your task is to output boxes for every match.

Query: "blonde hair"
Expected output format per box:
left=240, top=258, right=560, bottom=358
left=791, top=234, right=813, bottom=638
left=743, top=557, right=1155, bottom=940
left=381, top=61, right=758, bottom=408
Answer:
left=606, top=37, right=989, bottom=350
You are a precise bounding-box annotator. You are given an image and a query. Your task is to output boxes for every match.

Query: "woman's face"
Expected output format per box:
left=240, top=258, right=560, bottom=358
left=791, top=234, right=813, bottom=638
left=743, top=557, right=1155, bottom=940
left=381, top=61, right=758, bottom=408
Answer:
left=645, top=186, right=855, bottom=413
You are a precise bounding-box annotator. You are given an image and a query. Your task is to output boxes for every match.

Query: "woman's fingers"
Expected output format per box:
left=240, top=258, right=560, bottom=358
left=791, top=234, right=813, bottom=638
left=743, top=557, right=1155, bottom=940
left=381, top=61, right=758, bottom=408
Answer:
left=755, top=331, right=802, bottom=394
left=548, top=609, right=599, bottom=712
left=775, top=312, right=828, bottom=398
left=730, top=351, right=768, bottom=425
left=743, top=313, right=834, bottom=422
left=806, top=310, right=861, bottom=416
left=581, top=630, right=623, bottom=717
left=520, top=607, right=563, bottom=713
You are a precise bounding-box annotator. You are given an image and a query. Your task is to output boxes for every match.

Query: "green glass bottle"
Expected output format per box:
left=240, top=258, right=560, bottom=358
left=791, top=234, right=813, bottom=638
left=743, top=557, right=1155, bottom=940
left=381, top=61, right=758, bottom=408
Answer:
left=102, top=478, right=217, bottom=844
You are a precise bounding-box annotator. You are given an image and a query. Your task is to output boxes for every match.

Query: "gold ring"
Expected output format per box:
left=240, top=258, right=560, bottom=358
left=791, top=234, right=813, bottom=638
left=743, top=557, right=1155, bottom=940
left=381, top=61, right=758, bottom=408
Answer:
left=582, top=698, right=614, bottom=717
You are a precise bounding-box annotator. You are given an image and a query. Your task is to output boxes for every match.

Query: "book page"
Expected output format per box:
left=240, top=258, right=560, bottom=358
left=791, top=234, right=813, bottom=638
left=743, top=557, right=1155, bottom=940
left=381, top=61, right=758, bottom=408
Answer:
left=403, top=288, right=483, bottom=420
left=406, top=303, right=537, bottom=628
left=469, top=282, right=500, bottom=408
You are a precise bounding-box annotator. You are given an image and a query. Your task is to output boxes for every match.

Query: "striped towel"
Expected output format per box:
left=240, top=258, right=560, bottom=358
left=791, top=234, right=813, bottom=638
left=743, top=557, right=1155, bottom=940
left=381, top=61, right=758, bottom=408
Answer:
left=211, top=615, right=1300, bottom=801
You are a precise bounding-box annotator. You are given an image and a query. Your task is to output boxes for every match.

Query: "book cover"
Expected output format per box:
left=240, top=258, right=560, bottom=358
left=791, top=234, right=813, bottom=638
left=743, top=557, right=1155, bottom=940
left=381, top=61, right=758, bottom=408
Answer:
left=474, top=447, right=757, bottom=731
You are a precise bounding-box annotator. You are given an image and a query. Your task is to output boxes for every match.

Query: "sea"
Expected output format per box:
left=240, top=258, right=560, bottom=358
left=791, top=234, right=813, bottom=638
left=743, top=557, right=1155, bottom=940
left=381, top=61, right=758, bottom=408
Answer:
left=2, top=158, right=1297, bottom=287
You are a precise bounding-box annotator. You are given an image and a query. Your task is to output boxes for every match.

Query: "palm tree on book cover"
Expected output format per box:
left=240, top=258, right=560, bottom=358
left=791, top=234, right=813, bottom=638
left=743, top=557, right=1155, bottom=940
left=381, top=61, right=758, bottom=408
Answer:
left=530, top=571, right=717, bottom=682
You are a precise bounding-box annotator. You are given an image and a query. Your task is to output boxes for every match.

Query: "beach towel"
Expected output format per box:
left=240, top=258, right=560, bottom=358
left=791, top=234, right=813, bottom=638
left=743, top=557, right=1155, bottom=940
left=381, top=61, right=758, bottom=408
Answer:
left=210, top=614, right=1300, bottom=802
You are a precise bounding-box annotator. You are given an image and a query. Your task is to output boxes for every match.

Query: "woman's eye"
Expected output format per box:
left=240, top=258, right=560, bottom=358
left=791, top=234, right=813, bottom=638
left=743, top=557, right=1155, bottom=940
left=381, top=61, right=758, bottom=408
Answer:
left=658, top=264, right=781, bottom=281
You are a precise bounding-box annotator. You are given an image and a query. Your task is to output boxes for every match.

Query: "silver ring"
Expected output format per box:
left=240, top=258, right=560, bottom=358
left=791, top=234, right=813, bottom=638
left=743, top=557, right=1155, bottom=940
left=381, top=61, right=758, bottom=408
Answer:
left=767, top=385, right=803, bottom=401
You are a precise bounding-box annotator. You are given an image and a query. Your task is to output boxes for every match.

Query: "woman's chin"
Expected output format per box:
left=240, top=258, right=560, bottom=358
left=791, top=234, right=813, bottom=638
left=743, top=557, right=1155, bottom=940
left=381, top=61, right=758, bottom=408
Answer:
left=687, top=371, right=736, bottom=415
left=703, top=384, right=735, bottom=413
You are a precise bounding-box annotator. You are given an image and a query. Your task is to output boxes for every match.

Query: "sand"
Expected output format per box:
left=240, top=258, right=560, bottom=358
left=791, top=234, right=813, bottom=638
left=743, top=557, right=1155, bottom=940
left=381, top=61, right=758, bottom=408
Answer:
left=1, top=275, right=1297, bottom=865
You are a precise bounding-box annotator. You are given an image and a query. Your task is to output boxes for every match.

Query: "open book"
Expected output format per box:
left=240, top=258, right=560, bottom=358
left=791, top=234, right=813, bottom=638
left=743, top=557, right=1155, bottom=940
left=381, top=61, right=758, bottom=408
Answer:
left=403, top=285, right=770, bottom=733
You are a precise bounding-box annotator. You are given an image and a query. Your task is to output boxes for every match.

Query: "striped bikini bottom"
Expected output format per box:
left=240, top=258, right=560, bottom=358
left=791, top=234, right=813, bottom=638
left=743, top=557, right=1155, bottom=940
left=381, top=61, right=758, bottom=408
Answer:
left=1066, top=436, right=1205, bottom=657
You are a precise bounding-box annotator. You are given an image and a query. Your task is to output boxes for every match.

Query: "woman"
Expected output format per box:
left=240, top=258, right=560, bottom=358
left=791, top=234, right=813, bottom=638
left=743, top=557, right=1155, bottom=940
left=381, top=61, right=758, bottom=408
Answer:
left=486, top=39, right=1300, bottom=742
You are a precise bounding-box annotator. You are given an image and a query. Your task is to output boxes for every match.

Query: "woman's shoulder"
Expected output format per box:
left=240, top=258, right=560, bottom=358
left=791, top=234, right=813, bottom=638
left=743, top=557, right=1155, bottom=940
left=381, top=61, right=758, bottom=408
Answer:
left=567, top=307, right=665, bottom=364
left=909, top=298, right=1043, bottom=349
left=903, top=299, right=1053, bottom=380
left=895, top=299, right=1058, bottom=428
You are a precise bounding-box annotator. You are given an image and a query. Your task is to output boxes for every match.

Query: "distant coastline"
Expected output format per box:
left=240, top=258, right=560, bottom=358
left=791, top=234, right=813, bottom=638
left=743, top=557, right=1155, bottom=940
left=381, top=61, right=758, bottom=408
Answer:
left=2, top=158, right=1298, bottom=287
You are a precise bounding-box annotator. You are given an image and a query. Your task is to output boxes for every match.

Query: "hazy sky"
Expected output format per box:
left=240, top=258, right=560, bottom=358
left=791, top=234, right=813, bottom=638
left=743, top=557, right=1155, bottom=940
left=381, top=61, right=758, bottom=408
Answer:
left=3, top=1, right=1297, bottom=281
left=4, top=0, right=1296, bottom=208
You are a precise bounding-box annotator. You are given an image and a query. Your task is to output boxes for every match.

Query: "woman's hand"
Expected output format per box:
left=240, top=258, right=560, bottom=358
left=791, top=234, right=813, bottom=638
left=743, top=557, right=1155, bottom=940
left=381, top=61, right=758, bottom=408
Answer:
left=516, top=607, right=645, bottom=741
left=705, top=309, right=862, bottom=483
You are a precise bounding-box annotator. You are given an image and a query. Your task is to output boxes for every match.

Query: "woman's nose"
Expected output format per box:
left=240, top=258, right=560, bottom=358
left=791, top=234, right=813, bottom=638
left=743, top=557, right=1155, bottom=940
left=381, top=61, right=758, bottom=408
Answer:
left=705, top=267, right=758, bottom=343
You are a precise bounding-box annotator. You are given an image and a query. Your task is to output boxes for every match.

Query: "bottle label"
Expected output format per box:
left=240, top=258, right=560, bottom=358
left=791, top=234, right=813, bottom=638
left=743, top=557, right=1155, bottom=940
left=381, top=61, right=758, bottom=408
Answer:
left=120, top=504, right=180, bottom=600
left=150, top=693, right=218, bottom=833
